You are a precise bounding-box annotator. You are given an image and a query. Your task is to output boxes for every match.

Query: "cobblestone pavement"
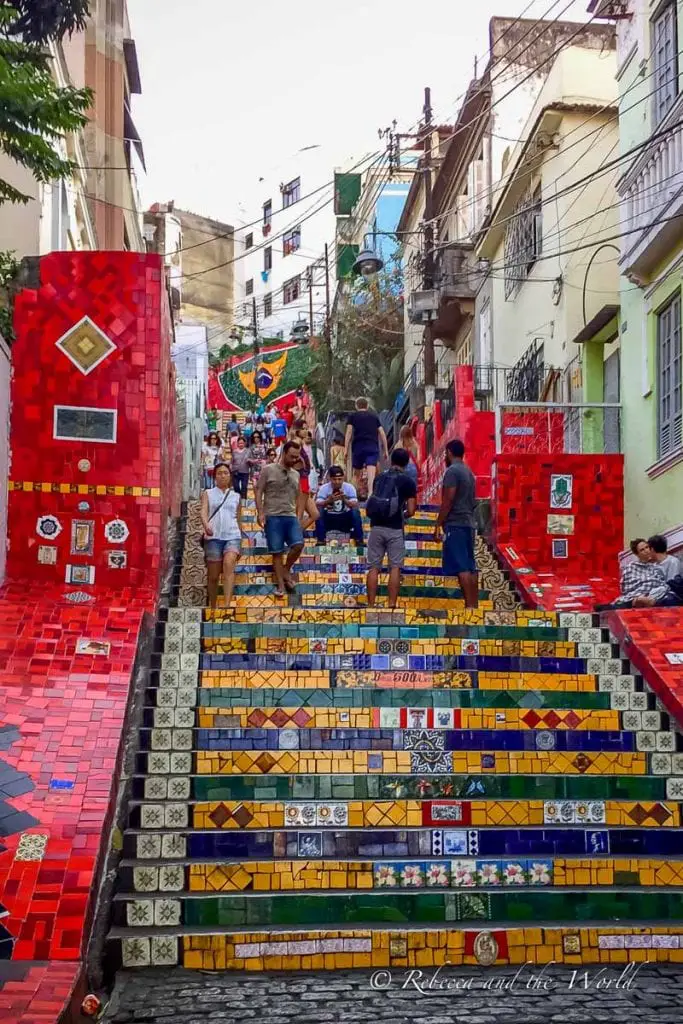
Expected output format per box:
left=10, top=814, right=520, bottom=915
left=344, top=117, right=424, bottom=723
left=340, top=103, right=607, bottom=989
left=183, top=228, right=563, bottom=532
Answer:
left=102, top=964, right=683, bottom=1024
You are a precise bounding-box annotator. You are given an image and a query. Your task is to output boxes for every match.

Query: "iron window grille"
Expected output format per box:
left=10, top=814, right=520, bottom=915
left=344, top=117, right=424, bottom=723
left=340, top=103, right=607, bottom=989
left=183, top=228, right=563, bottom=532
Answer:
left=245, top=233, right=253, bottom=250
left=264, top=246, right=273, bottom=272
left=503, top=185, right=542, bottom=300
left=245, top=278, right=254, bottom=296
left=263, top=200, right=272, bottom=227
left=506, top=341, right=546, bottom=402
left=263, top=293, right=273, bottom=318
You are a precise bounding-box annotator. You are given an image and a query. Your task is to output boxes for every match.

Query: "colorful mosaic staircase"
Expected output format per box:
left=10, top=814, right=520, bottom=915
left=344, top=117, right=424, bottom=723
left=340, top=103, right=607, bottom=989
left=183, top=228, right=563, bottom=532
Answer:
left=106, top=503, right=683, bottom=972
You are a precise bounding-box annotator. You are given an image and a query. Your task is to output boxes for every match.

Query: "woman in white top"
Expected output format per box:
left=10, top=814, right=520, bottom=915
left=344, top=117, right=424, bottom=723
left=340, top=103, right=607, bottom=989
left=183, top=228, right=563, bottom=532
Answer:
left=201, top=431, right=222, bottom=490
left=200, top=463, right=243, bottom=607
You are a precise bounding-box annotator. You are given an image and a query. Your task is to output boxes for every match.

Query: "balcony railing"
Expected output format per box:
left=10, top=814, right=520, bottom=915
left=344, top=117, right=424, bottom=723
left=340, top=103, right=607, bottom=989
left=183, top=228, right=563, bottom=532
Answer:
left=471, top=363, right=571, bottom=406
left=620, top=92, right=683, bottom=277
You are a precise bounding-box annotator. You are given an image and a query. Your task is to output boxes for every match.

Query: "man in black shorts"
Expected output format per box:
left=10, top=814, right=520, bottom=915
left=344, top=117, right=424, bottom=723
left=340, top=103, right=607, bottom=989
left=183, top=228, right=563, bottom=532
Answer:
left=344, top=397, right=389, bottom=496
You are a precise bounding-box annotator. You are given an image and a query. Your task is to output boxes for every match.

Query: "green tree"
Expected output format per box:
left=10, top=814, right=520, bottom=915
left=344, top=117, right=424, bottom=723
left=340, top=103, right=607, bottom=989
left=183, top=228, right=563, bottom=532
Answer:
left=309, top=258, right=405, bottom=416
left=0, top=0, right=92, bottom=205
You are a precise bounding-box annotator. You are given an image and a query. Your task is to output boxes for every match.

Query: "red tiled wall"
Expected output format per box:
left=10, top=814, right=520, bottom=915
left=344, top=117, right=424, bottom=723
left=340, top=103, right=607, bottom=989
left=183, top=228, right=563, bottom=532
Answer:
left=499, top=410, right=565, bottom=453
left=420, top=366, right=495, bottom=502
left=7, top=252, right=180, bottom=591
left=493, top=453, right=624, bottom=580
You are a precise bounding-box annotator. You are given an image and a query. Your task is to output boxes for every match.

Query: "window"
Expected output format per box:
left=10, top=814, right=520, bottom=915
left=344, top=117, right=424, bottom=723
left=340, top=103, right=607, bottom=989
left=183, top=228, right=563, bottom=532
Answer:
left=657, top=291, right=682, bottom=458
left=263, top=293, right=273, bottom=318
left=246, top=278, right=254, bottom=296
left=653, top=2, right=679, bottom=124
left=54, top=406, right=117, bottom=443
left=283, top=275, right=301, bottom=304
left=263, top=200, right=272, bottom=226
left=283, top=227, right=301, bottom=256
left=264, top=246, right=272, bottom=272
left=245, top=232, right=253, bottom=250
left=503, top=185, right=542, bottom=299
left=282, top=177, right=300, bottom=208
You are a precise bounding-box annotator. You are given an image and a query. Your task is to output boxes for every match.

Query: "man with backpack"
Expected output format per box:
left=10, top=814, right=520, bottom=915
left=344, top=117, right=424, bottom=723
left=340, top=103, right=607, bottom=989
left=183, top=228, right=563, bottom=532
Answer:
left=365, top=448, right=417, bottom=608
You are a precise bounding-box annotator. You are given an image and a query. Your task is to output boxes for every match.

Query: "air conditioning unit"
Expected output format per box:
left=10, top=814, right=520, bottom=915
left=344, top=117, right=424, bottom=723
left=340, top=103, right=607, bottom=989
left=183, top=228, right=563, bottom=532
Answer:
left=407, top=289, right=438, bottom=325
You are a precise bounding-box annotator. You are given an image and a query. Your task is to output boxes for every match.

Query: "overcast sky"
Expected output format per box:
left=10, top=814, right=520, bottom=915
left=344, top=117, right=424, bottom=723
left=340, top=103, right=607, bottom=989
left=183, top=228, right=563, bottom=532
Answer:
left=128, top=0, right=591, bottom=222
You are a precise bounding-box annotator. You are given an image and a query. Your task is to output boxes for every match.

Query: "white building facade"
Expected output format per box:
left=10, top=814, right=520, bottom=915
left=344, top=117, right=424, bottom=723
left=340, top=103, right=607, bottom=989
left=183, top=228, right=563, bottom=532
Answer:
left=235, top=147, right=337, bottom=341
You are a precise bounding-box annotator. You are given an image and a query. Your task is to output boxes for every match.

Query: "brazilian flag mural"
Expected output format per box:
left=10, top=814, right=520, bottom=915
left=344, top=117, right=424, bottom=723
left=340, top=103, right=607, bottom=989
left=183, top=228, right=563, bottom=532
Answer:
left=209, top=342, right=313, bottom=411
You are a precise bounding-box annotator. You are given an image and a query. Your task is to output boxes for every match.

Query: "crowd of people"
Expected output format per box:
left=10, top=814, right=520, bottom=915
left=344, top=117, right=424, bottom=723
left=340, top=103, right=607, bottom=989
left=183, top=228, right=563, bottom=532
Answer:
left=201, top=393, right=683, bottom=616
left=200, top=380, right=483, bottom=602
left=199, top=392, right=480, bottom=611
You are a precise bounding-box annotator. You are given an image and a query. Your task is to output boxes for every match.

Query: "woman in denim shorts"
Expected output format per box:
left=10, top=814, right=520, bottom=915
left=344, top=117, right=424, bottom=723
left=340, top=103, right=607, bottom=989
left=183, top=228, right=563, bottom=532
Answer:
left=200, top=463, right=243, bottom=607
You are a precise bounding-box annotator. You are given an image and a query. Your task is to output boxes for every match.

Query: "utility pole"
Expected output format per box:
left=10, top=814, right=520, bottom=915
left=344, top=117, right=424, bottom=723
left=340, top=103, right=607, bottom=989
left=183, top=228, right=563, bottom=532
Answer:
left=324, top=244, right=332, bottom=394
left=308, top=265, right=314, bottom=339
left=422, top=85, right=436, bottom=390
left=252, top=296, right=260, bottom=412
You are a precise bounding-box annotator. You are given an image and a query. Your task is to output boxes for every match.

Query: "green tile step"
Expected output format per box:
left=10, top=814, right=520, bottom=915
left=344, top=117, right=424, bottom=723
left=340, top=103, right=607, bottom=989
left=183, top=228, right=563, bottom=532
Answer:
left=110, top=889, right=683, bottom=930
left=191, top=688, right=615, bottom=709
left=129, top=772, right=672, bottom=802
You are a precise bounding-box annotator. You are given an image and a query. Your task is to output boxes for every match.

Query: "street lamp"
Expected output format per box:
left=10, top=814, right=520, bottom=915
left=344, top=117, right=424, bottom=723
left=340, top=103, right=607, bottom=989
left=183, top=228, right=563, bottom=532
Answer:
left=352, top=248, right=384, bottom=277
left=290, top=316, right=310, bottom=343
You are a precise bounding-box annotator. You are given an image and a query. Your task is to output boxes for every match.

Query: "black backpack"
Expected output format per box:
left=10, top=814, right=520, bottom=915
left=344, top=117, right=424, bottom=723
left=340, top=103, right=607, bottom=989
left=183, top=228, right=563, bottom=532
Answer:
left=667, top=574, right=683, bottom=602
left=366, top=471, right=401, bottom=524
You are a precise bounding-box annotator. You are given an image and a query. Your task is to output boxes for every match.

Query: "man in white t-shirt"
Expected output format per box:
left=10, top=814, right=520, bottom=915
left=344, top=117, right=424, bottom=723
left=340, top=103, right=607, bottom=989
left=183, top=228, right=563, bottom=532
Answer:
left=315, top=466, right=364, bottom=546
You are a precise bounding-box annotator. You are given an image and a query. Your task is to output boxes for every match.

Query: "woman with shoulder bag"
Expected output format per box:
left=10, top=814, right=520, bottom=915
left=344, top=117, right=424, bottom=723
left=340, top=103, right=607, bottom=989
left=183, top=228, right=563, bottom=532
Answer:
left=200, top=463, right=243, bottom=608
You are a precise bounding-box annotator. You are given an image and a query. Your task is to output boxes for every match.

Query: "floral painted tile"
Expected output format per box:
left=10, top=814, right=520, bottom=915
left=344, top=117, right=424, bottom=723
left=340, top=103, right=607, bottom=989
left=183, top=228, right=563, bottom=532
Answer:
left=528, top=861, right=553, bottom=886
left=374, top=863, right=398, bottom=888
left=502, top=861, right=527, bottom=886
left=451, top=859, right=477, bottom=887
left=400, top=863, right=425, bottom=887
left=425, top=862, right=450, bottom=887
left=477, top=861, right=502, bottom=886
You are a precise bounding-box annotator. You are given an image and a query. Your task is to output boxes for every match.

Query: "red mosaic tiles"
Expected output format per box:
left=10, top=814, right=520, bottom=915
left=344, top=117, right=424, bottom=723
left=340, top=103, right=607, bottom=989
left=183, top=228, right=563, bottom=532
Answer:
left=0, top=252, right=178, bottom=1021
left=420, top=367, right=495, bottom=502
left=0, top=962, right=79, bottom=1024
left=8, top=251, right=181, bottom=589
left=608, top=609, right=683, bottom=727
left=492, top=453, right=623, bottom=609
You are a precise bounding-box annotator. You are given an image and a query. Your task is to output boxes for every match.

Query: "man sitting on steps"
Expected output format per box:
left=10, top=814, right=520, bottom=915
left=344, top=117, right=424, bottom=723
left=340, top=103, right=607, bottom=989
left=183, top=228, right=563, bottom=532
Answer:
left=365, top=448, right=417, bottom=609
left=315, top=466, right=364, bottom=547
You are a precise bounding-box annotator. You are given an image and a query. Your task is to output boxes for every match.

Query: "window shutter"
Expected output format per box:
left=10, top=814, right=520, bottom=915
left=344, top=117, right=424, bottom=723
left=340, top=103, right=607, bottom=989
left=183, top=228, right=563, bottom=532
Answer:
left=473, top=159, right=487, bottom=234
left=657, top=292, right=682, bottom=458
